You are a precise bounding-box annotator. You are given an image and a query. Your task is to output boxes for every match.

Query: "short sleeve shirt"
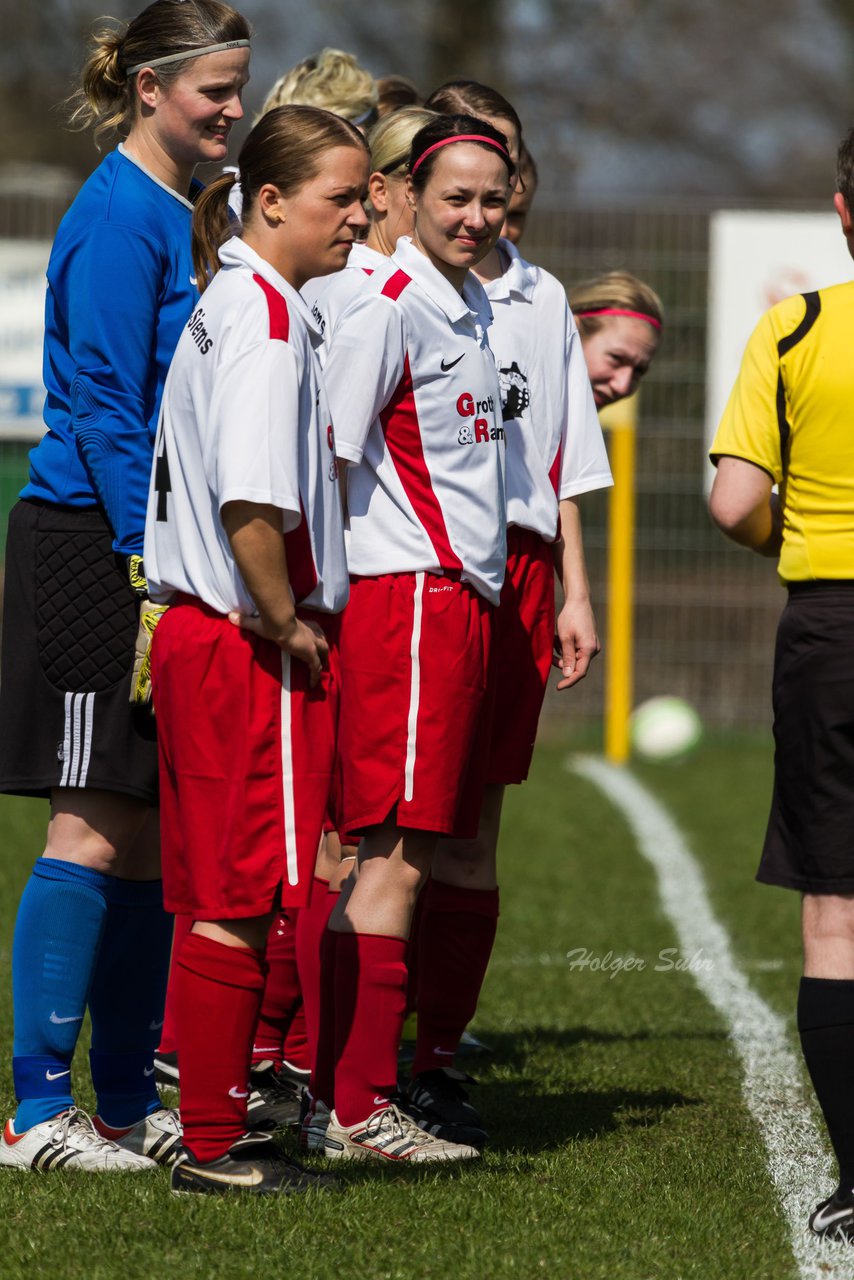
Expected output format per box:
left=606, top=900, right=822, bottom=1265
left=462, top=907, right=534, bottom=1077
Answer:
left=144, top=237, right=348, bottom=615
left=323, top=236, right=507, bottom=604
left=483, top=238, right=612, bottom=539
left=710, top=282, right=854, bottom=582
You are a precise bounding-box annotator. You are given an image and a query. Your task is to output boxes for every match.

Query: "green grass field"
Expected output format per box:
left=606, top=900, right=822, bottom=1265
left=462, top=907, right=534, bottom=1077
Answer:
left=0, top=733, right=840, bottom=1280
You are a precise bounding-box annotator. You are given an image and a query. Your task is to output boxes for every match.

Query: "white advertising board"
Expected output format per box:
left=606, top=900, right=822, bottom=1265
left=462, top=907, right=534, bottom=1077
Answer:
left=0, top=240, right=50, bottom=440
left=705, top=211, right=853, bottom=484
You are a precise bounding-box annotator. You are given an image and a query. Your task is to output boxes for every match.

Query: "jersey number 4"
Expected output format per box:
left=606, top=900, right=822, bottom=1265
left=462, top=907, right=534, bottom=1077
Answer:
left=155, top=445, right=171, bottom=522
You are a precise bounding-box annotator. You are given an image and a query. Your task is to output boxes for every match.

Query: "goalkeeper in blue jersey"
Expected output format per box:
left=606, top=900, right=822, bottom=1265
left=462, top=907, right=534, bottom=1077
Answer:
left=0, top=0, right=250, bottom=1173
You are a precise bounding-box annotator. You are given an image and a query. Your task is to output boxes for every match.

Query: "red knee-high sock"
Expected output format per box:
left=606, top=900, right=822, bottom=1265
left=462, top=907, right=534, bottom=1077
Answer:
left=174, top=933, right=266, bottom=1163
left=412, top=882, right=499, bottom=1077
left=295, top=878, right=337, bottom=1073
left=333, top=932, right=408, bottom=1127
left=158, top=913, right=193, bottom=1056
left=310, top=925, right=340, bottom=1108
left=282, top=1002, right=309, bottom=1071
left=405, top=884, right=427, bottom=1017
left=252, top=910, right=302, bottom=1067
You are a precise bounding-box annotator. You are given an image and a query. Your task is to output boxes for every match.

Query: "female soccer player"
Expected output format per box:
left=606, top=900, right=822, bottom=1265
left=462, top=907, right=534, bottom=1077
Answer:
left=311, top=113, right=513, bottom=1163
left=0, top=0, right=250, bottom=1174
left=569, top=270, right=663, bottom=409
left=296, top=104, right=439, bottom=1134
left=144, top=103, right=368, bottom=1197
left=398, top=80, right=613, bottom=1150
left=260, top=48, right=378, bottom=133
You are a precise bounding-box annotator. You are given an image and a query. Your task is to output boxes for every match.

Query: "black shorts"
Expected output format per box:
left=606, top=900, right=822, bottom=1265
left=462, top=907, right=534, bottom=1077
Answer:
left=758, top=580, right=854, bottom=894
left=0, top=499, right=158, bottom=804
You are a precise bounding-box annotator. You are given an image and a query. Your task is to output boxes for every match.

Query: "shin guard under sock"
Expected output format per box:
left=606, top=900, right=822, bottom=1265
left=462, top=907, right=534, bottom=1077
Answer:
left=88, top=877, right=172, bottom=1127
left=310, top=925, right=340, bottom=1108
left=798, top=977, right=854, bottom=1187
left=333, top=933, right=408, bottom=1127
left=412, top=881, right=499, bottom=1077
left=252, top=909, right=303, bottom=1066
left=12, top=857, right=110, bottom=1131
left=174, top=932, right=267, bottom=1163
left=158, top=914, right=193, bottom=1057
left=295, top=879, right=337, bottom=1073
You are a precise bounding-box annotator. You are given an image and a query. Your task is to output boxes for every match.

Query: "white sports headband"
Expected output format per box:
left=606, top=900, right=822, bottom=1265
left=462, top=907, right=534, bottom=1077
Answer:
left=127, top=39, right=250, bottom=75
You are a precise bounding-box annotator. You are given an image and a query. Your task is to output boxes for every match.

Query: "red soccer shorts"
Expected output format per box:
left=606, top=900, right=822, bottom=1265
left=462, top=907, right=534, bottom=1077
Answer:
left=152, top=598, right=340, bottom=917
left=337, top=572, right=493, bottom=838
left=486, top=526, right=555, bottom=786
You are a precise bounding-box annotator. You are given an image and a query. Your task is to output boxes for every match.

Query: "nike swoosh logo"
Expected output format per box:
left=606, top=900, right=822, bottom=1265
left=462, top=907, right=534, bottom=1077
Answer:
left=49, top=1012, right=83, bottom=1025
left=228, top=1087, right=250, bottom=1099
left=433, top=1048, right=455, bottom=1056
left=373, top=1096, right=389, bottom=1107
left=190, top=1166, right=264, bottom=1188
left=143, top=1067, right=155, bottom=1077
left=149, top=1019, right=164, bottom=1031
left=45, top=1069, right=70, bottom=1081
left=441, top=354, right=464, bottom=371
left=813, top=1204, right=854, bottom=1230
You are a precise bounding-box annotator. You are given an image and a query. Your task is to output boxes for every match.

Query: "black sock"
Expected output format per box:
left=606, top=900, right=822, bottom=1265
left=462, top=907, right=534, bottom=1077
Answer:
left=798, top=977, right=854, bottom=1189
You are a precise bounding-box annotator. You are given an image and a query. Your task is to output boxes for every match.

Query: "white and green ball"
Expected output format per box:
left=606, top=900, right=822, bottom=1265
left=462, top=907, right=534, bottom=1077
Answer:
left=630, top=696, right=703, bottom=762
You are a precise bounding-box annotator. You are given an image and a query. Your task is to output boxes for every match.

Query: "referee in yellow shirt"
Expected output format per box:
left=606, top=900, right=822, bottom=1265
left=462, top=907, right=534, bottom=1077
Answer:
left=709, top=125, right=854, bottom=1243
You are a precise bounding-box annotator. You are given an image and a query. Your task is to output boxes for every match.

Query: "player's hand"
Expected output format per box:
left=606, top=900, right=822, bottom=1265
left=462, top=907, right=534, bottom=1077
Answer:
left=553, top=599, right=600, bottom=691
left=131, top=600, right=169, bottom=706
left=228, top=611, right=329, bottom=687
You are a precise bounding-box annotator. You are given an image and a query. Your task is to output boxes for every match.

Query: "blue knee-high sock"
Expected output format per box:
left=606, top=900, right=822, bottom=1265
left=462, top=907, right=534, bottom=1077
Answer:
left=12, top=857, right=111, bottom=1132
left=88, top=878, right=172, bottom=1128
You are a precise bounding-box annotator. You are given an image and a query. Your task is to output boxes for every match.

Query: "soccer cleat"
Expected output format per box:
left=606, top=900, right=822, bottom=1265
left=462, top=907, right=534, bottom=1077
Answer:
left=458, top=1029, right=493, bottom=1056
left=299, top=1096, right=332, bottom=1153
left=403, top=1067, right=488, bottom=1148
left=0, top=1107, right=156, bottom=1172
left=246, top=1059, right=305, bottom=1131
left=324, top=1101, right=481, bottom=1163
left=171, top=1129, right=336, bottom=1197
left=153, top=1050, right=179, bottom=1088
left=93, top=1106, right=184, bottom=1166
left=809, top=1186, right=854, bottom=1241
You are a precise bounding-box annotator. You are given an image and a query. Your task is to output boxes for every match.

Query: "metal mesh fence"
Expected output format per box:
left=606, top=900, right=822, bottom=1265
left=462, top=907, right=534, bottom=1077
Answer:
left=0, top=191, right=813, bottom=730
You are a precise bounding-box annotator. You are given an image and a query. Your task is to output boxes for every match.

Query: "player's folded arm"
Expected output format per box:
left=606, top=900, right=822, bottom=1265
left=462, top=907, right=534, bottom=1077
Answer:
left=323, top=292, right=407, bottom=465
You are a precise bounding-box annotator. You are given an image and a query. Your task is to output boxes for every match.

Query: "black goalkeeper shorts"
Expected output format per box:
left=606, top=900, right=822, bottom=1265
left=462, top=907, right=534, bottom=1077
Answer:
left=758, top=580, right=854, bottom=894
left=0, top=498, right=158, bottom=804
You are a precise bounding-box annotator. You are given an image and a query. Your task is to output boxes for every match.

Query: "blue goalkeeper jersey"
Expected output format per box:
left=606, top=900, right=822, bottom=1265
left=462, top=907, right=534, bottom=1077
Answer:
left=22, top=145, right=200, bottom=555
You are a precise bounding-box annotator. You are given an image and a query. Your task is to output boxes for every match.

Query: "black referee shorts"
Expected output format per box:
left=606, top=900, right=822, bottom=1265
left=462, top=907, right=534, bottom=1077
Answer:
left=759, top=580, right=854, bottom=894
left=0, top=499, right=158, bottom=804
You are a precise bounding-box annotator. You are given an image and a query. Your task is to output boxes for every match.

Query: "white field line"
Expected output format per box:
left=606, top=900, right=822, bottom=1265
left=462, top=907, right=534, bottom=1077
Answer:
left=568, top=754, right=853, bottom=1280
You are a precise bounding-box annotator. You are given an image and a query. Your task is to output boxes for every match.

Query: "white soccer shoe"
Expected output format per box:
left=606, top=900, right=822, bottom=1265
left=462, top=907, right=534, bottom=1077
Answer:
left=324, top=1101, right=482, bottom=1163
left=0, top=1107, right=156, bottom=1172
left=93, top=1106, right=184, bottom=1166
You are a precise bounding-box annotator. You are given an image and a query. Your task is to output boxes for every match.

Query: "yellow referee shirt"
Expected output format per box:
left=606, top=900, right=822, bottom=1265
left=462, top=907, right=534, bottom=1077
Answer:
left=711, top=281, right=854, bottom=582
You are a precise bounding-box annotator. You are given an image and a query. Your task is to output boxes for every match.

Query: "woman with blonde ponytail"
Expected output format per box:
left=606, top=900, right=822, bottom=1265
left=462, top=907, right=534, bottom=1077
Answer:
left=143, top=103, right=369, bottom=1197
left=0, top=0, right=249, bottom=1176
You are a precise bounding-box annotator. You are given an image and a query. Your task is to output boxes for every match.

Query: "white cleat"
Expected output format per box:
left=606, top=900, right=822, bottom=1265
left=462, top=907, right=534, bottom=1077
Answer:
left=93, top=1106, right=184, bottom=1166
left=324, top=1102, right=482, bottom=1163
left=0, top=1107, right=156, bottom=1172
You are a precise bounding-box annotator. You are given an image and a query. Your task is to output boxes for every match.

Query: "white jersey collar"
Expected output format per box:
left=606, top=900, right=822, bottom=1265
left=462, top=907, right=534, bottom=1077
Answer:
left=392, top=236, right=494, bottom=331
left=117, top=143, right=195, bottom=211
left=348, top=242, right=388, bottom=271
left=217, top=236, right=323, bottom=343
left=482, top=237, right=539, bottom=304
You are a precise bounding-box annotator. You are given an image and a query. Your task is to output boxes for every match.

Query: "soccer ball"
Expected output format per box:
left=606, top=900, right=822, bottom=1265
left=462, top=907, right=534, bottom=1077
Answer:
left=630, top=696, right=703, bottom=762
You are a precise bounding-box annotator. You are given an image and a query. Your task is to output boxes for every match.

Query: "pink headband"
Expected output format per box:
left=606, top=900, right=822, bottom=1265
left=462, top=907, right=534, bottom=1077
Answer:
left=575, top=307, right=662, bottom=332
left=411, top=134, right=510, bottom=176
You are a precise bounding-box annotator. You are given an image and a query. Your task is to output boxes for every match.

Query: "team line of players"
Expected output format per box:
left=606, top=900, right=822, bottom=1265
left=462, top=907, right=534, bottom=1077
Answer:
left=0, top=3, right=663, bottom=1195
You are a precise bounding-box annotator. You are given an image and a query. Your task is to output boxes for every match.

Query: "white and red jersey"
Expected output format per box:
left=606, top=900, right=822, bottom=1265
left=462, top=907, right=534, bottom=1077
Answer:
left=483, top=237, right=612, bottom=540
left=144, top=237, right=348, bottom=616
left=301, top=242, right=390, bottom=353
left=323, top=236, right=507, bottom=605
